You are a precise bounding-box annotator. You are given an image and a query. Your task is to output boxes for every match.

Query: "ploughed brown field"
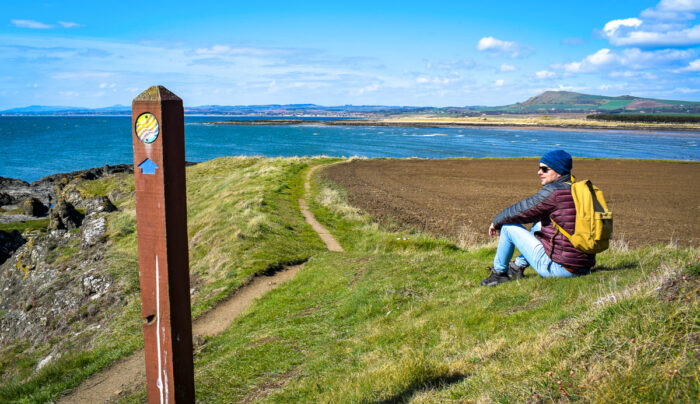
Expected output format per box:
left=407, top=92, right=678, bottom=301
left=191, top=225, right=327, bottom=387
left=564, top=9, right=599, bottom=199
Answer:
left=322, top=158, right=700, bottom=248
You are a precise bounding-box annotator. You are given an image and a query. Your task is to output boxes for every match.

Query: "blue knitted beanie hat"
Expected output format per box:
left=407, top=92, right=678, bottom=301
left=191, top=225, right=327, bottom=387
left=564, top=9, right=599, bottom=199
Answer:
left=540, top=149, right=572, bottom=175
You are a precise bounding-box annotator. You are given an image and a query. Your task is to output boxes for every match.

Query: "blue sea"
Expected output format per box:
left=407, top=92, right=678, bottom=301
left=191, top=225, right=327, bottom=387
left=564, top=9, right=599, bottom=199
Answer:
left=1, top=116, right=699, bottom=182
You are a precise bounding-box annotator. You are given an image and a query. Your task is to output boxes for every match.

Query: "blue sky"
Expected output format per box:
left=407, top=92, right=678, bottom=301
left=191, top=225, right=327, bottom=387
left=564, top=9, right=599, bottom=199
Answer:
left=1, top=0, right=699, bottom=108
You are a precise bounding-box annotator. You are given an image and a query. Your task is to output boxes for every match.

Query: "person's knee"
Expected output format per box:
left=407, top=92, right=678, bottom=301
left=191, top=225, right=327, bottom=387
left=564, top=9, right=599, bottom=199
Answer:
left=500, top=224, right=523, bottom=235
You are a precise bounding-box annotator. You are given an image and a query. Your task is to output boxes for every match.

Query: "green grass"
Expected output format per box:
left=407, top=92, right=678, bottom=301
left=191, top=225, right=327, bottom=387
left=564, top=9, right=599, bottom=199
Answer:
left=2, top=157, right=697, bottom=403
left=598, top=99, right=633, bottom=110
left=175, top=165, right=698, bottom=403
left=0, top=157, right=330, bottom=403
left=0, top=219, right=49, bottom=234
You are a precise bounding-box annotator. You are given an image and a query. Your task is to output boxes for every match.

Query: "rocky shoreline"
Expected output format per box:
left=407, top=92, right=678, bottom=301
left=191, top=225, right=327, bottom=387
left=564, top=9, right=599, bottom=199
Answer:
left=0, top=164, right=133, bottom=220
left=0, top=164, right=135, bottom=370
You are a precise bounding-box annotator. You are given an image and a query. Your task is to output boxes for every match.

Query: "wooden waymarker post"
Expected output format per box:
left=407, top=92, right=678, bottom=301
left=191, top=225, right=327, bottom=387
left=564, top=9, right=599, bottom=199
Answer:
left=131, top=85, right=195, bottom=403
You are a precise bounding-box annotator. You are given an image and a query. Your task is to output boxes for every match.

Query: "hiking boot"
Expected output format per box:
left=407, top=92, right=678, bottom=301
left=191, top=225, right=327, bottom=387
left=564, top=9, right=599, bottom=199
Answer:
left=507, top=262, right=527, bottom=280
left=480, top=267, right=512, bottom=287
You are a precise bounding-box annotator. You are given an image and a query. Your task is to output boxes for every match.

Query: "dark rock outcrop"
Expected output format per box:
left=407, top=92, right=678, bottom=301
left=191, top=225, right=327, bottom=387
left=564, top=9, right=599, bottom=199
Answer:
left=0, top=176, right=29, bottom=188
left=0, top=176, right=47, bottom=209
left=0, top=164, right=133, bottom=222
left=0, top=192, right=13, bottom=206
left=36, top=164, right=133, bottom=185
left=48, top=200, right=83, bottom=230
left=21, top=197, right=49, bottom=217
left=84, top=196, right=117, bottom=216
left=0, top=165, right=131, bottom=372
left=0, top=230, right=25, bottom=264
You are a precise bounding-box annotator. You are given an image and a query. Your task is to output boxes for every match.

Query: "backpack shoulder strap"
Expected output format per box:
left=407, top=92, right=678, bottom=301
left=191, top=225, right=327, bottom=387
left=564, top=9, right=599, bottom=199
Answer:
left=551, top=173, right=576, bottom=240
left=550, top=218, right=572, bottom=239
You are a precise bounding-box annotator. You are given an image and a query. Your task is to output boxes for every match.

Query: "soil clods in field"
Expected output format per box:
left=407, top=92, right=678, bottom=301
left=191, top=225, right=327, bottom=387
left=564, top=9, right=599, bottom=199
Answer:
left=323, top=158, right=700, bottom=248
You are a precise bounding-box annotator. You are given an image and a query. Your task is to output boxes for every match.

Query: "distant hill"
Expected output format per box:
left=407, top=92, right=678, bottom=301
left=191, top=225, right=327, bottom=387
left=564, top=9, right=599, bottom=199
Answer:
left=2, top=105, right=84, bottom=113
left=494, top=90, right=700, bottom=114
left=0, top=104, right=130, bottom=115
left=2, top=91, right=698, bottom=116
left=0, top=103, right=426, bottom=117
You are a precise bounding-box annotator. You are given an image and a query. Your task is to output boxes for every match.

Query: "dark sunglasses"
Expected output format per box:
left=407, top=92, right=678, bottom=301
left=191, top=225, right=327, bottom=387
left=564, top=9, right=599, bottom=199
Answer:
left=538, top=166, right=551, bottom=173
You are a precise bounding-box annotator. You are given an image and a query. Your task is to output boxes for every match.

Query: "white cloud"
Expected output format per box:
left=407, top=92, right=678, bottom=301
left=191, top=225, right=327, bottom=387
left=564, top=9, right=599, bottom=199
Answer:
left=536, top=70, right=556, bottom=79
left=603, top=18, right=643, bottom=37
left=195, top=45, right=234, bottom=55
left=478, top=36, right=516, bottom=52
left=426, top=59, right=475, bottom=70
left=500, top=63, right=516, bottom=72
left=609, top=24, right=700, bottom=47
left=641, top=0, right=700, bottom=20
left=658, top=0, right=700, bottom=12
left=563, top=49, right=615, bottom=73
left=11, top=20, right=53, bottom=29
left=601, top=1, right=700, bottom=47
left=560, top=47, right=692, bottom=73
left=477, top=36, right=527, bottom=57
left=194, top=45, right=285, bottom=57
left=494, top=79, right=504, bottom=86
left=58, top=21, right=80, bottom=28
left=546, top=84, right=589, bottom=92
left=609, top=70, right=658, bottom=80
left=356, top=83, right=380, bottom=95
left=597, top=83, right=629, bottom=92
left=675, top=58, right=700, bottom=71
left=415, top=75, right=461, bottom=85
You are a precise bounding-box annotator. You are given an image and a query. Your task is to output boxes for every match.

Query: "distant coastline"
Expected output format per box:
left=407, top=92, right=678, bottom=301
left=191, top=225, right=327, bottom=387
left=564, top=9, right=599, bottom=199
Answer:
left=205, top=117, right=700, bottom=133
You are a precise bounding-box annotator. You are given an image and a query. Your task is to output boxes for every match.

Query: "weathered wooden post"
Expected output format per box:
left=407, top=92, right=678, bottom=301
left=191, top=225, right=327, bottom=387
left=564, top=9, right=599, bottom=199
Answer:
left=131, top=85, right=195, bottom=403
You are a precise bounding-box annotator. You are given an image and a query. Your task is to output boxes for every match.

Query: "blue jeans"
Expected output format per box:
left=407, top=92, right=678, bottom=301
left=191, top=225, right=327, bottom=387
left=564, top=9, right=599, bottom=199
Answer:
left=494, top=223, right=583, bottom=278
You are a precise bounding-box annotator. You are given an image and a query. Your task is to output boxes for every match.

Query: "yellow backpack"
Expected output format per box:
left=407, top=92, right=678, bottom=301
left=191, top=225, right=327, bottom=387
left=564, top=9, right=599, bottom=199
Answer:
left=551, top=176, right=613, bottom=254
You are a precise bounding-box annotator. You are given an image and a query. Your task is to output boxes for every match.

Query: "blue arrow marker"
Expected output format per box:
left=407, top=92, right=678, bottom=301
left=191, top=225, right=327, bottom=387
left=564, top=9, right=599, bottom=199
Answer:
left=138, top=158, right=159, bottom=175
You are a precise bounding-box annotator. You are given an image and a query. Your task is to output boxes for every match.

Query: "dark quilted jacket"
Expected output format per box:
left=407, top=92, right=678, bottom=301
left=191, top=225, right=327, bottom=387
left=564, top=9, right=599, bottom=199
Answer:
left=492, top=174, right=595, bottom=271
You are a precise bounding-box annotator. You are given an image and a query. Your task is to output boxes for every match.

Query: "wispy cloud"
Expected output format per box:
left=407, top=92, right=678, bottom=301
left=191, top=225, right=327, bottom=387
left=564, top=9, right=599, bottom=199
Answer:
left=536, top=70, right=556, bottom=79
left=426, top=59, right=476, bottom=70
left=10, top=19, right=81, bottom=29
left=600, top=1, right=700, bottom=47
left=640, top=0, right=700, bottom=21
left=477, top=36, right=530, bottom=57
left=58, top=21, right=80, bottom=28
left=415, top=75, right=463, bottom=85
left=193, top=45, right=287, bottom=57
left=11, top=20, right=53, bottom=29
left=560, top=47, right=694, bottom=73
left=500, top=63, right=516, bottom=72
left=675, top=58, right=700, bottom=71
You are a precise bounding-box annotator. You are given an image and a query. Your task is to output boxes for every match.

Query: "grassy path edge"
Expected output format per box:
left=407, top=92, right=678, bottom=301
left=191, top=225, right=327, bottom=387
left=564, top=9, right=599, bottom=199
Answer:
left=58, top=162, right=338, bottom=403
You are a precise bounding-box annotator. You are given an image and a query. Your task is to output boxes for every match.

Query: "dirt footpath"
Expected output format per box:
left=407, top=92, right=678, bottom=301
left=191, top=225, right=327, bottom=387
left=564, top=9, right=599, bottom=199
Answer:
left=322, top=158, right=700, bottom=248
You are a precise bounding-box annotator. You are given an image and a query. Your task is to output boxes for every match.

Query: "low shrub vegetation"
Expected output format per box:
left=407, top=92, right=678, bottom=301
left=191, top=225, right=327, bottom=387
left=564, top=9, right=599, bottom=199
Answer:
left=587, top=113, right=700, bottom=124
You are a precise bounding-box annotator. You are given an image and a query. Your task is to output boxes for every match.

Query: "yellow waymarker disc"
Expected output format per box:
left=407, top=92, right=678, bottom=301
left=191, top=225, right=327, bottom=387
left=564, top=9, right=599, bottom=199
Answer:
left=135, top=113, right=159, bottom=143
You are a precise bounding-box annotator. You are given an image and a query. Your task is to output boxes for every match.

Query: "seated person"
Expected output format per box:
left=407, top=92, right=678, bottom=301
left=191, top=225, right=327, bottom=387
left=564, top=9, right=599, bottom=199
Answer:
left=481, top=149, right=594, bottom=286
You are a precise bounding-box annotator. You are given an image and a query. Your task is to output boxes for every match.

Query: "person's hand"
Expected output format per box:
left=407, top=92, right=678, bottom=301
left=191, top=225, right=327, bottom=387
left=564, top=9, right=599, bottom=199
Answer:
left=488, top=223, right=498, bottom=238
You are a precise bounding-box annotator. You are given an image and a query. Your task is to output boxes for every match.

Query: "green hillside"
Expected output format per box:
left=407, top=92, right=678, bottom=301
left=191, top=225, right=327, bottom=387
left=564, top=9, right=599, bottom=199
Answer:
left=486, top=91, right=700, bottom=114
left=1, top=157, right=697, bottom=403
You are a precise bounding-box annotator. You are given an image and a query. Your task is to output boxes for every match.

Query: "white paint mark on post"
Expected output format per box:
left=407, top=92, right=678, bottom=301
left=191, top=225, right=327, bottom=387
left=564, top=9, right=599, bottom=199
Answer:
left=155, top=255, right=164, bottom=404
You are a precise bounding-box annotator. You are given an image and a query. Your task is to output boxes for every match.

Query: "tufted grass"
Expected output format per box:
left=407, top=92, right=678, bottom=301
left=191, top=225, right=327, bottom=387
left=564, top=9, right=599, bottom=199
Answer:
left=2, top=157, right=697, bottom=403
left=0, top=157, right=330, bottom=403
left=148, top=161, right=698, bottom=403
